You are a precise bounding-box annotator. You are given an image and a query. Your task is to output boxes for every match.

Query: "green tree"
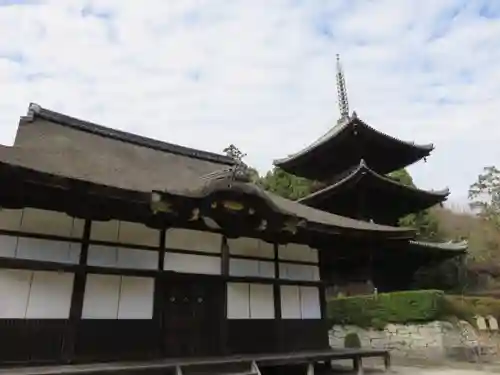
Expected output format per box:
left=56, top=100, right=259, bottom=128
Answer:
left=258, top=167, right=320, bottom=200
left=388, top=168, right=414, bottom=186
left=389, top=169, right=442, bottom=241
left=469, top=166, right=500, bottom=229
left=247, top=167, right=260, bottom=184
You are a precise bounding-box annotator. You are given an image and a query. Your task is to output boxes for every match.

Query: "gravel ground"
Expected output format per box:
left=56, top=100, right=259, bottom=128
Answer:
left=329, top=357, right=500, bottom=375
left=393, top=367, right=500, bottom=375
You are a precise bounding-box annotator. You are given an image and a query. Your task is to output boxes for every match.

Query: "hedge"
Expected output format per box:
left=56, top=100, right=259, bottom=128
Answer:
left=327, top=290, right=447, bottom=329
left=328, top=290, right=500, bottom=329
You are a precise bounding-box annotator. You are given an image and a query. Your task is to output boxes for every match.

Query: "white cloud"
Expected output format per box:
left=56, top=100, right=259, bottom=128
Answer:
left=0, top=0, right=499, bottom=206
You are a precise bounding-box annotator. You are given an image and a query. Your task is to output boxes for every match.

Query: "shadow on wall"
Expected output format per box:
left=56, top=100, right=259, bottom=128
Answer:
left=344, top=332, right=361, bottom=349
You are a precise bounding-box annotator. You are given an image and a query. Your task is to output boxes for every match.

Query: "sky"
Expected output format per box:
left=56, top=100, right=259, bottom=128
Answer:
left=1, top=0, right=499, bottom=209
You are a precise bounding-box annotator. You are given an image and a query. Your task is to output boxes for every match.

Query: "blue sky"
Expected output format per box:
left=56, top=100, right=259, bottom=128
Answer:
left=0, top=0, right=499, bottom=209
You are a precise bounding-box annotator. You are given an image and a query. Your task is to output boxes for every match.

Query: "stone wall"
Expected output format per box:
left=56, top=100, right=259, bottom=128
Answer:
left=329, top=321, right=484, bottom=362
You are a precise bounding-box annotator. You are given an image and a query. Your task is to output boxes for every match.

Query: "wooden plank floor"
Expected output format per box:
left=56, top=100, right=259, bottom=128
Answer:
left=0, top=349, right=390, bottom=375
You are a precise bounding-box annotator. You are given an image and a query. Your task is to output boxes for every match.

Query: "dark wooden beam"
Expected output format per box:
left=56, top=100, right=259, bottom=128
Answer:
left=0, top=257, right=79, bottom=272
left=318, top=249, right=327, bottom=322
left=221, top=236, right=229, bottom=276
left=273, top=243, right=281, bottom=320
left=220, top=235, right=229, bottom=354
left=273, top=243, right=283, bottom=352
left=62, top=219, right=91, bottom=363
left=158, top=229, right=166, bottom=271
left=155, top=228, right=166, bottom=358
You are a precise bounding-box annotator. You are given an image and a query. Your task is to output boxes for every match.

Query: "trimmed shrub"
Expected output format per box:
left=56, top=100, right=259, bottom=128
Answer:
left=328, top=290, right=500, bottom=329
left=344, top=332, right=361, bottom=348
left=327, top=290, right=446, bottom=328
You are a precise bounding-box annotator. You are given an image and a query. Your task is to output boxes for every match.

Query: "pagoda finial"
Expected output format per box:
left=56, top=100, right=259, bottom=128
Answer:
left=336, top=54, right=350, bottom=120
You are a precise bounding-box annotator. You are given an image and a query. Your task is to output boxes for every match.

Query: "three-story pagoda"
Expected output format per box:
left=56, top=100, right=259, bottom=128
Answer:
left=273, top=55, right=467, bottom=293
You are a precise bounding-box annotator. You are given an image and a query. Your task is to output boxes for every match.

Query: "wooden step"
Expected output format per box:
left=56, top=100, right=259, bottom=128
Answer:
left=181, top=361, right=255, bottom=375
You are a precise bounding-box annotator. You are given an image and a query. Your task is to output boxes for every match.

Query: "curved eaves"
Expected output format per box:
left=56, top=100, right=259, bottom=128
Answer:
left=273, top=113, right=434, bottom=167
left=299, top=159, right=449, bottom=206
left=267, top=192, right=415, bottom=238
left=409, top=240, right=468, bottom=252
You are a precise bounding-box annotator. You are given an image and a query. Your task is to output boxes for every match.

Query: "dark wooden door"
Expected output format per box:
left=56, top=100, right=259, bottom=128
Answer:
left=162, top=274, right=224, bottom=358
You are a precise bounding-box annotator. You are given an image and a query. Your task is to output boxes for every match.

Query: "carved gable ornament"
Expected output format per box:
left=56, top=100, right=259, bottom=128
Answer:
left=150, top=145, right=306, bottom=238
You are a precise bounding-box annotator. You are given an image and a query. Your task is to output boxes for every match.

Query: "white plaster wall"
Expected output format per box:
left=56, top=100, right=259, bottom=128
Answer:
left=280, top=285, right=321, bottom=319
left=250, top=284, right=275, bottom=319
left=0, top=208, right=84, bottom=238
left=118, top=221, right=159, bottom=247
left=90, top=220, right=119, bottom=242
left=0, top=235, right=81, bottom=264
left=0, top=269, right=32, bottom=318
left=229, top=259, right=275, bottom=278
left=0, top=208, right=83, bottom=264
left=81, top=274, right=154, bottom=319
left=0, top=269, right=74, bottom=319
left=280, top=285, right=301, bottom=319
left=279, top=263, right=320, bottom=281
left=278, top=243, right=318, bottom=263
left=117, top=276, right=155, bottom=319
left=87, top=245, right=158, bottom=270
left=299, top=286, right=321, bottom=319
left=81, top=274, right=120, bottom=319
left=90, top=220, right=159, bottom=247
left=227, top=237, right=274, bottom=259
left=26, top=271, right=74, bottom=319
left=165, top=228, right=222, bottom=253
left=164, top=252, right=220, bottom=275
left=226, top=282, right=274, bottom=319
left=227, top=283, right=250, bottom=319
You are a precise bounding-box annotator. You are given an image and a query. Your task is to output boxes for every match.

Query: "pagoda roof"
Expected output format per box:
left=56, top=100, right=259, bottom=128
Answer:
left=407, top=240, right=468, bottom=260
left=298, top=160, right=449, bottom=223
left=274, top=113, right=434, bottom=180
left=409, top=239, right=468, bottom=252
left=321, top=238, right=467, bottom=264
left=0, top=103, right=415, bottom=240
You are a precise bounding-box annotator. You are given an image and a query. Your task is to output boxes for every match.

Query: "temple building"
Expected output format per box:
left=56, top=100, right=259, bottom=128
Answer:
left=274, top=55, right=467, bottom=294
left=0, top=103, right=402, bottom=372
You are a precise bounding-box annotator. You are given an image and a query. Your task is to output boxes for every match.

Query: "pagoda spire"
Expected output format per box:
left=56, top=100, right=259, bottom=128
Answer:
left=336, top=54, right=349, bottom=121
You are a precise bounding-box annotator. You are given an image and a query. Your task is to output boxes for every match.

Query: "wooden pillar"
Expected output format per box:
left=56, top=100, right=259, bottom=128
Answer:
left=273, top=243, right=282, bottom=352
left=353, top=356, right=364, bottom=375
left=62, top=219, right=91, bottom=363
left=158, top=228, right=166, bottom=271
left=317, top=248, right=330, bottom=353
left=154, top=228, right=167, bottom=358
left=318, top=249, right=328, bottom=321
left=221, top=236, right=229, bottom=276
left=220, top=235, right=230, bottom=354
left=383, top=352, right=391, bottom=371
left=273, top=243, right=282, bottom=319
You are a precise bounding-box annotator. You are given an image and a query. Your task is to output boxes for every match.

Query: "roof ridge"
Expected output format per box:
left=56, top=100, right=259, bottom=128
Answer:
left=23, top=103, right=235, bottom=166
